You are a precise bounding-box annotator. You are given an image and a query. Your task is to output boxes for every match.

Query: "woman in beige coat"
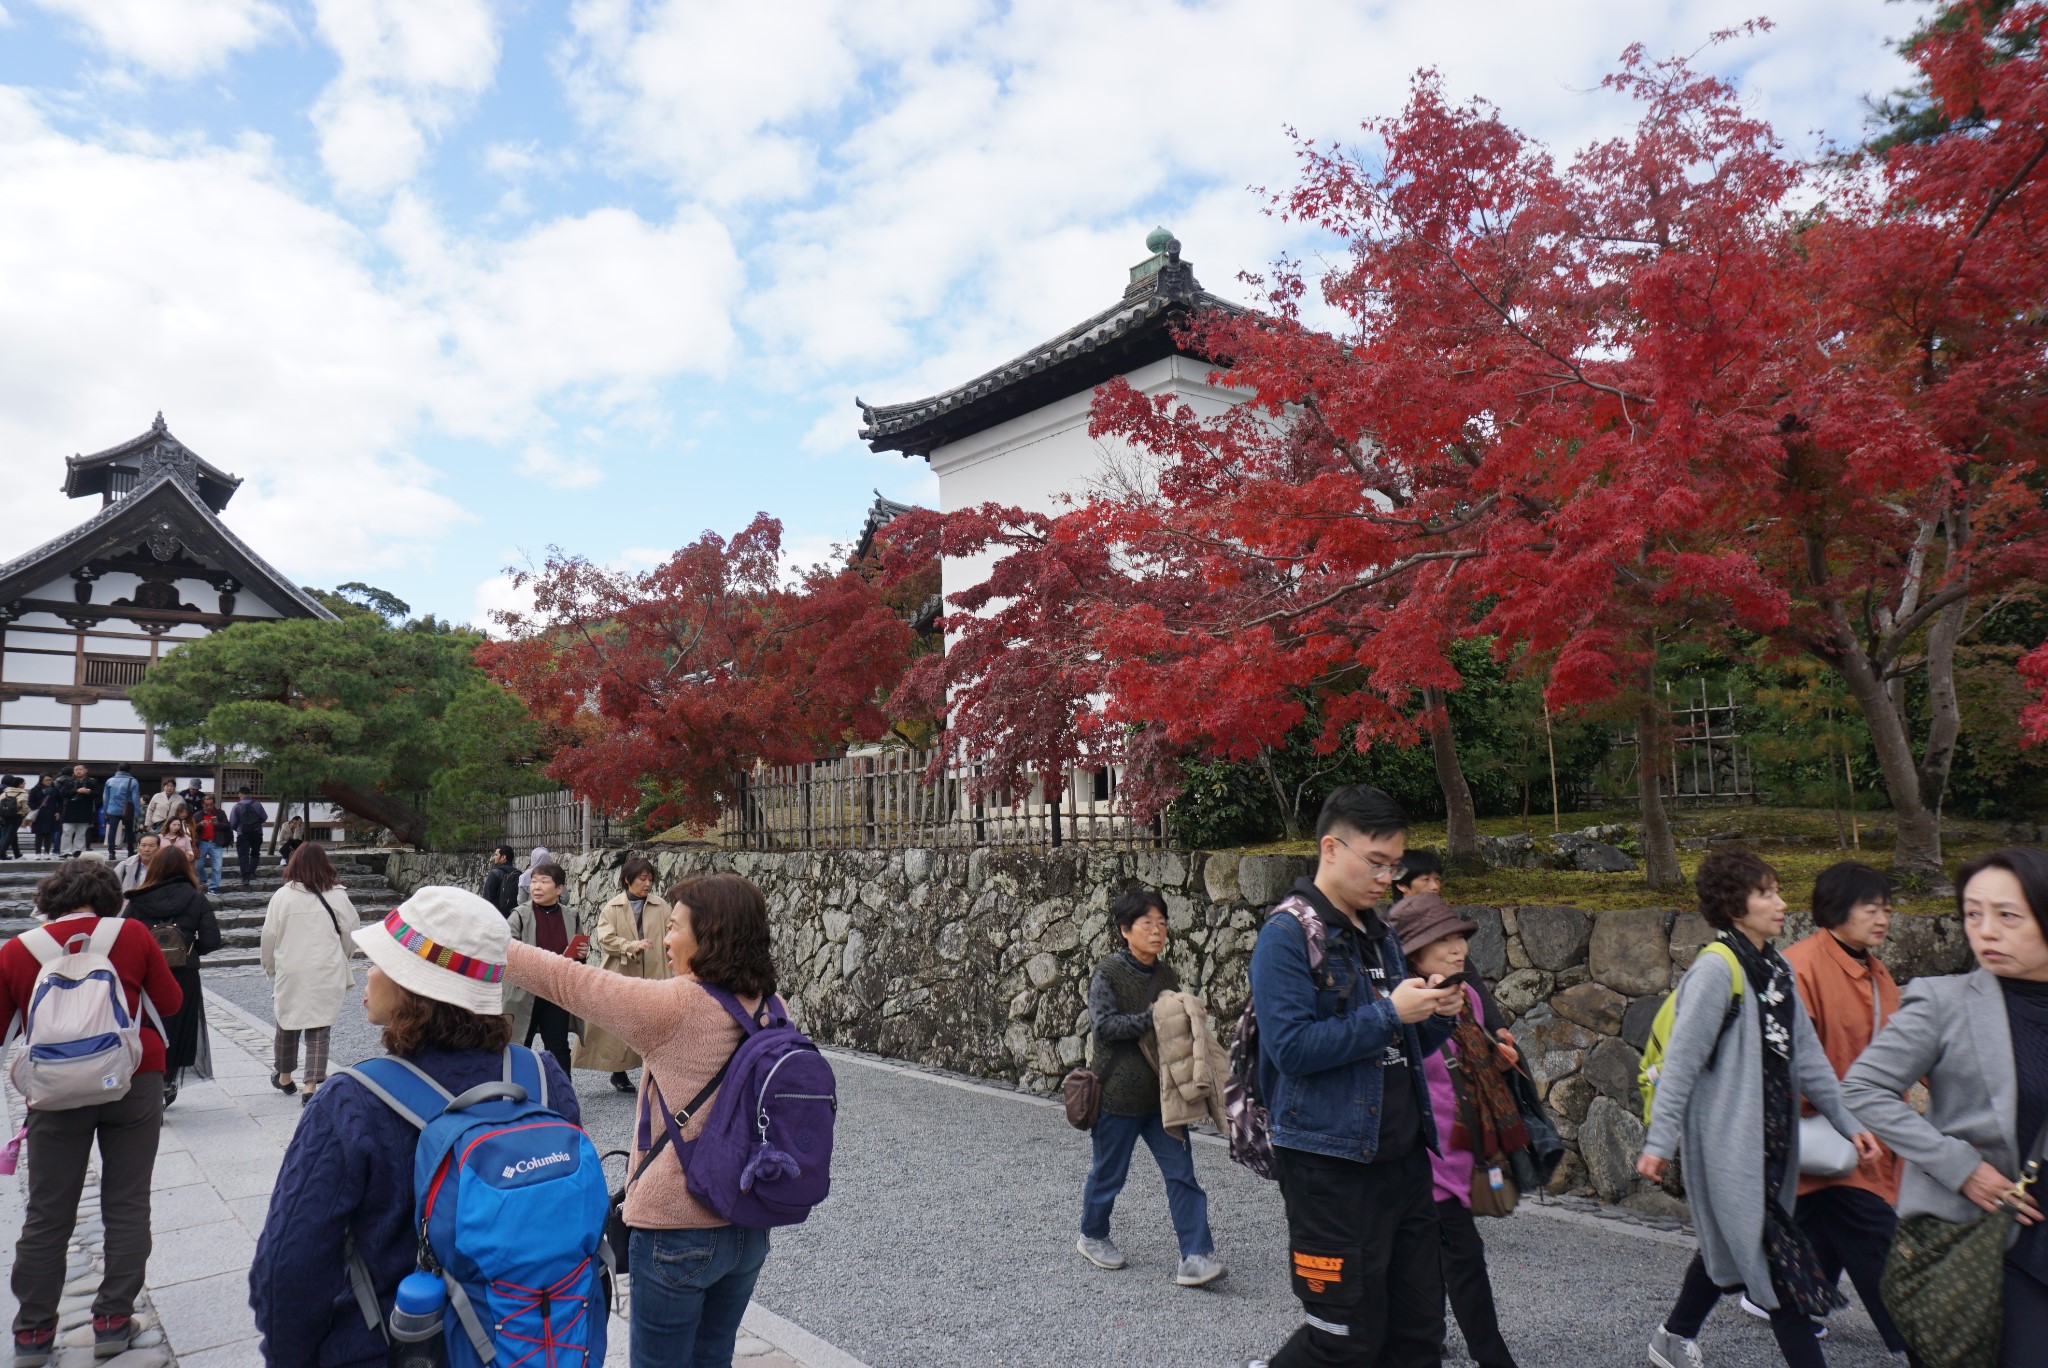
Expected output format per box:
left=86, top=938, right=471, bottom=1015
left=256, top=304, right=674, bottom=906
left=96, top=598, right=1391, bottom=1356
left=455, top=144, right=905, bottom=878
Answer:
left=259, top=843, right=358, bottom=1102
left=575, top=855, right=673, bottom=1092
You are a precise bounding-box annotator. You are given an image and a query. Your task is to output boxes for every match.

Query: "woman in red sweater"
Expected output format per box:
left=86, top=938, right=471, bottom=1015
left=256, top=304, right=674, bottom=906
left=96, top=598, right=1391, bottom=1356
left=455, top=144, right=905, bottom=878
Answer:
left=2, top=860, right=181, bottom=1366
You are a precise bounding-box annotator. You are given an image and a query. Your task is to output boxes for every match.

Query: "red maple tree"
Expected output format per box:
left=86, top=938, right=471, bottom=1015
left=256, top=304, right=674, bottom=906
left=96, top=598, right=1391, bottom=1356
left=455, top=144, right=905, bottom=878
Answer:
left=896, top=12, right=2047, bottom=885
left=481, top=514, right=916, bottom=831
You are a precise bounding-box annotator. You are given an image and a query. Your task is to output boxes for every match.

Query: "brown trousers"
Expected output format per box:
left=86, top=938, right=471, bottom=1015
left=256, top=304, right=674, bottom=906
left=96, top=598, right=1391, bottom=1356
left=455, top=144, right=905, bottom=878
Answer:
left=9, top=1073, right=165, bottom=1332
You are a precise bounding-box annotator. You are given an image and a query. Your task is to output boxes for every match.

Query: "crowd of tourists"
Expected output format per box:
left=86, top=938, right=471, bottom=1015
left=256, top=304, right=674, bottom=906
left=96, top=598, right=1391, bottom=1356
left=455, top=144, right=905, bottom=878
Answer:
left=4, top=784, right=2045, bottom=1368
left=0, top=768, right=270, bottom=891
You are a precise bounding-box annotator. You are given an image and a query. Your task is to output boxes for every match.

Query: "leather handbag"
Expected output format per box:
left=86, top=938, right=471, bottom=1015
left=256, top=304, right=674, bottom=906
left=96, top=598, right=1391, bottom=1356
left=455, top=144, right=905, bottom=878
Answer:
left=1798, top=1114, right=1860, bottom=1178
left=1880, top=1123, right=2044, bottom=1368
left=1062, top=1068, right=1102, bottom=1131
left=1469, top=1157, right=1521, bottom=1218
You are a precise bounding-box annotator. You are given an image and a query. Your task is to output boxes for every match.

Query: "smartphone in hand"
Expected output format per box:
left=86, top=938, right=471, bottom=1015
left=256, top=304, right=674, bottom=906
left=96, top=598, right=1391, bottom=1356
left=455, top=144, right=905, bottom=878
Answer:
left=1430, top=970, right=1476, bottom=990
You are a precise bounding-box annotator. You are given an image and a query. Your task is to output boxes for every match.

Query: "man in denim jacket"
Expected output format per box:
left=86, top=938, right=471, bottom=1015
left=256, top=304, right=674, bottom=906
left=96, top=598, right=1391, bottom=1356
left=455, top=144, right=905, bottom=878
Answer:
left=1247, top=786, right=1465, bottom=1368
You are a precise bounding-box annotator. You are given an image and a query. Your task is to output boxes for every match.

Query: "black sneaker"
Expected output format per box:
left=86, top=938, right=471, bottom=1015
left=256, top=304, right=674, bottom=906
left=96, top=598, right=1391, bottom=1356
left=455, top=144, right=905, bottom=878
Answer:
left=92, top=1317, right=137, bottom=1360
left=12, top=1330, right=53, bottom=1368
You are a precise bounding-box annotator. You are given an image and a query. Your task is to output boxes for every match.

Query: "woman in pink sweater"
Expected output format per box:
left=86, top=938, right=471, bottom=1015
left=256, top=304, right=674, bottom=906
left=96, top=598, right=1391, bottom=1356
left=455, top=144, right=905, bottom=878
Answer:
left=503, top=872, right=776, bottom=1368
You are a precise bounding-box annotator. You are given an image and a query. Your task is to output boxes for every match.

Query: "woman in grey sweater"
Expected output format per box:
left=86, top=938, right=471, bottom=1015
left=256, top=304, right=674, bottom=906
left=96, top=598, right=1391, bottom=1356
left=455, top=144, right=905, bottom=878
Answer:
left=1636, top=848, right=1879, bottom=1368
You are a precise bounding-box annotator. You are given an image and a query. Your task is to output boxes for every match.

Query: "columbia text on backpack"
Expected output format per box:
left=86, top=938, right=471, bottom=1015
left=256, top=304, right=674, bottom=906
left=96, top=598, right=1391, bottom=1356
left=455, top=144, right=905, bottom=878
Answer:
left=1637, top=940, right=1746, bottom=1125
left=645, top=984, right=837, bottom=1228
left=339, top=1046, right=610, bottom=1368
left=6, top=921, right=164, bottom=1112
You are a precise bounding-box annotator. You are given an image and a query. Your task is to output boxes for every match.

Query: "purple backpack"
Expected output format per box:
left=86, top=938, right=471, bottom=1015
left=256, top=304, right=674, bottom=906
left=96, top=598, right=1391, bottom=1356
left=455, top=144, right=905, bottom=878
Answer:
left=643, top=985, right=837, bottom=1228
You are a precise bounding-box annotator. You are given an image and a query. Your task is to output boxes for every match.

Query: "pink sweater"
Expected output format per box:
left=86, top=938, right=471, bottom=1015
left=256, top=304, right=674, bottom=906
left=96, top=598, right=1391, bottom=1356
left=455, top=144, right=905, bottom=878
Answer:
left=505, top=939, right=757, bottom=1230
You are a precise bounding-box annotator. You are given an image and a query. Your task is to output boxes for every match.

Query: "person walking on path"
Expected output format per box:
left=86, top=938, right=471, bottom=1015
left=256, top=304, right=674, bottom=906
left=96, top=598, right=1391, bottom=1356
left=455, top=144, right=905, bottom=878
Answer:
left=260, top=843, right=359, bottom=1104
left=1074, top=887, right=1226, bottom=1287
left=55, top=765, right=97, bottom=857
left=1780, top=861, right=1916, bottom=1361
left=249, top=885, right=579, bottom=1368
left=158, top=815, right=194, bottom=861
left=99, top=764, right=140, bottom=857
left=124, top=846, right=218, bottom=1106
left=113, top=833, right=160, bottom=893
left=229, top=787, right=267, bottom=888
left=3, top=859, right=182, bottom=1367
left=1388, top=892, right=1529, bottom=1368
left=504, top=861, right=590, bottom=1078
left=143, top=778, right=177, bottom=835
left=1843, top=847, right=2048, bottom=1367
left=192, top=795, right=227, bottom=894
left=579, top=855, right=675, bottom=1093
left=26, top=776, right=57, bottom=856
left=500, top=872, right=775, bottom=1368
left=480, top=844, right=520, bottom=915
left=0, top=775, right=25, bottom=860
left=1636, top=848, right=1881, bottom=1368
left=1246, top=786, right=1466, bottom=1368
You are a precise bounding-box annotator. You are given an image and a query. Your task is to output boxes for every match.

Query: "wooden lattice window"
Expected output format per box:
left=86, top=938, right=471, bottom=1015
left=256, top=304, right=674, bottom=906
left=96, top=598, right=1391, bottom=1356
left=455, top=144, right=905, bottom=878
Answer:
left=220, top=765, right=265, bottom=795
left=82, top=655, right=149, bottom=688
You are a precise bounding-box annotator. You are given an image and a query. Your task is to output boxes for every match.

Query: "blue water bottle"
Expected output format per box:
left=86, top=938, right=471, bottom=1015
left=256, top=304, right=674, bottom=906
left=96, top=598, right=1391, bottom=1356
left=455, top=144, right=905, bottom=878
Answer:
left=388, top=1270, right=447, bottom=1368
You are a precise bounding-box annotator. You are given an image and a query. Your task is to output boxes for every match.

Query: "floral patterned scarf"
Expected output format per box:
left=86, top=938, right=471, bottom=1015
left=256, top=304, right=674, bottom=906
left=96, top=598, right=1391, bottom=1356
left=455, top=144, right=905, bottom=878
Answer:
left=1449, top=1001, right=1531, bottom=1162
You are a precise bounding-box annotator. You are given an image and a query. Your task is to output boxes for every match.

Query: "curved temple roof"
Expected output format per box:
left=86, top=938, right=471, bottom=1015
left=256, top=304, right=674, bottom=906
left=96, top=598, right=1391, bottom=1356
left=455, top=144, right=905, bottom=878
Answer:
left=857, top=235, right=1242, bottom=460
left=63, top=412, right=243, bottom=512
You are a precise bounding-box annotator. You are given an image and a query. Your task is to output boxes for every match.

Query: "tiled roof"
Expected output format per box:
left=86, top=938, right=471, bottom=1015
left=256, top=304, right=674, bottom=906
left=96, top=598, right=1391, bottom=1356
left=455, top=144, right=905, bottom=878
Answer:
left=857, top=242, right=1240, bottom=458
left=0, top=467, right=332, bottom=620
left=63, top=413, right=243, bottom=512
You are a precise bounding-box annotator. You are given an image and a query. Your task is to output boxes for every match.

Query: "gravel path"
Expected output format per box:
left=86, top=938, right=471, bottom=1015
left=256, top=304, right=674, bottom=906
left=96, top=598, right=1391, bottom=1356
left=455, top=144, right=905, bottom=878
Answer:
left=204, top=967, right=1905, bottom=1368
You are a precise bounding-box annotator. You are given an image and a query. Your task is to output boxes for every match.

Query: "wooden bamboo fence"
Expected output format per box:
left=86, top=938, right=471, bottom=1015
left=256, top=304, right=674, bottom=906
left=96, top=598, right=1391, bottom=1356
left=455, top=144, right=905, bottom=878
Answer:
left=720, top=748, right=1163, bottom=851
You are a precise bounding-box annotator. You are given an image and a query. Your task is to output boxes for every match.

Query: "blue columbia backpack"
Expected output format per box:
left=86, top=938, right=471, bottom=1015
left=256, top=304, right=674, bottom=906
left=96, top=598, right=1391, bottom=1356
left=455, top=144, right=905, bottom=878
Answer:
left=338, top=1046, right=611, bottom=1367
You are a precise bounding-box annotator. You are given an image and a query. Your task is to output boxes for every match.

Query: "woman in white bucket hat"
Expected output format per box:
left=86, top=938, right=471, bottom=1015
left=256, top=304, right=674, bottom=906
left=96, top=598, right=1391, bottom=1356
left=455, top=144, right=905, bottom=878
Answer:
left=248, top=886, right=582, bottom=1368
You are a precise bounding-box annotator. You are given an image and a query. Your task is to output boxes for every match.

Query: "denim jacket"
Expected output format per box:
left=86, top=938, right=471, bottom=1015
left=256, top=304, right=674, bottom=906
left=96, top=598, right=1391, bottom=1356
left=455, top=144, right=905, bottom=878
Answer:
left=1248, top=879, right=1454, bottom=1162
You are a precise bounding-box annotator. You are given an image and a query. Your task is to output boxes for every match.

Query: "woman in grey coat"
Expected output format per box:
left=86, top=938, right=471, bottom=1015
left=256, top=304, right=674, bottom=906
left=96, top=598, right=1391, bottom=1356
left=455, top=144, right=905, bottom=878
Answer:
left=1637, top=848, right=1879, bottom=1368
left=1843, top=848, right=2048, bottom=1367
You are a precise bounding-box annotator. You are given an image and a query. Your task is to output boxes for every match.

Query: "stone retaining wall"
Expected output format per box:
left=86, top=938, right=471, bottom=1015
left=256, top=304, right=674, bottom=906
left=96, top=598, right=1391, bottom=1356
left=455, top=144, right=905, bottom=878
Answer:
left=386, top=847, right=1969, bottom=1207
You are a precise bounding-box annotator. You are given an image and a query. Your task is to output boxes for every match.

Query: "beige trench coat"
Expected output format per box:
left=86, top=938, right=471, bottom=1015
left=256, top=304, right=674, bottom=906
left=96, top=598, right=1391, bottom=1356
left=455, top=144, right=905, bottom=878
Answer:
left=573, top=890, right=674, bottom=1072
left=261, top=883, right=360, bottom=1031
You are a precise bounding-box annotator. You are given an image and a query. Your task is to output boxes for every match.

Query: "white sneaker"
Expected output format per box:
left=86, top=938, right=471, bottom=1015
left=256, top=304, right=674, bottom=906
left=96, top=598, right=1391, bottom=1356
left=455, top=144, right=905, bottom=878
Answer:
left=1075, top=1235, right=1126, bottom=1270
left=1648, top=1325, right=1707, bottom=1368
left=1737, top=1296, right=1828, bottom=1339
left=1175, top=1252, right=1226, bottom=1287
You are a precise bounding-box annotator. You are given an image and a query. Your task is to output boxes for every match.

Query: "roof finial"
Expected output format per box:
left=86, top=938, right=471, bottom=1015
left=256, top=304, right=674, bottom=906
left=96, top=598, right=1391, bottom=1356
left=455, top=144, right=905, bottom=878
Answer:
left=151, top=411, right=167, bottom=432
left=1145, top=226, right=1174, bottom=255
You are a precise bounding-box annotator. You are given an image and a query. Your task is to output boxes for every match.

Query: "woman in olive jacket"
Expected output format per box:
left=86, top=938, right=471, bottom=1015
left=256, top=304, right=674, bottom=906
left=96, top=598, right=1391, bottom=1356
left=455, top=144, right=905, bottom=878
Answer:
left=125, top=845, right=217, bottom=1104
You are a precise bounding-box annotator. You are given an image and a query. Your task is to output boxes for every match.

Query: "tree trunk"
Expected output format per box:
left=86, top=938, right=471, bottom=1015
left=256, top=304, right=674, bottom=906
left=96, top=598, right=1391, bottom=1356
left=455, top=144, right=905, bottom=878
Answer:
left=1831, top=638, right=1946, bottom=887
left=1424, top=687, right=1481, bottom=866
left=317, top=780, right=428, bottom=849
left=1636, top=693, right=1685, bottom=889
left=1258, top=749, right=1302, bottom=842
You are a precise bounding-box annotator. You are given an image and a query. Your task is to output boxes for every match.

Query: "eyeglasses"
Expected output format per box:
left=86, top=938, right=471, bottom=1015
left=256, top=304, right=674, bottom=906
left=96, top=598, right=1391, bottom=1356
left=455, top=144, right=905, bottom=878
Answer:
left=1332, top=836, right=1403, bottom=877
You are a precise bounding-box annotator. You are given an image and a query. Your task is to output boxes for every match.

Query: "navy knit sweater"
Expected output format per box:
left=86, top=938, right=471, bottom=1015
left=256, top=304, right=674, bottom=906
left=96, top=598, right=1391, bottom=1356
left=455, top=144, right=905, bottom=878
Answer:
left=248, top=1045, right=578, bottom=1367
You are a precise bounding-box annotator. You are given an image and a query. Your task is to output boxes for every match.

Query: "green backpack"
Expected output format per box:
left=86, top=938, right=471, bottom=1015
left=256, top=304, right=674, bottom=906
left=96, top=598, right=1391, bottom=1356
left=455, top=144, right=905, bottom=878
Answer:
left=1638, top=940, right=1745, bottom=1125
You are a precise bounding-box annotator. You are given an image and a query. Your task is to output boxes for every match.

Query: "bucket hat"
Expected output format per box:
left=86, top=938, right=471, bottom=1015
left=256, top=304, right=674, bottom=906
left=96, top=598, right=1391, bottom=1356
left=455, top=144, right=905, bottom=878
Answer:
left=353, top=885, right=508, bottom=1015
left=1387, top=891, right=1479, bottom=958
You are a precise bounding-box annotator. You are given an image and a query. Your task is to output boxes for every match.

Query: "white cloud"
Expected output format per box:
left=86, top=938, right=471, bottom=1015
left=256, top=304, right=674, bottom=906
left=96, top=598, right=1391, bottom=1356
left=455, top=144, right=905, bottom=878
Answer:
left=518, top=443, right=603, bottom=490
left=309, top=0, right=501, bottom=199
left=28, top=0, right=287, bottom=79
left=469, top=570, right=536, bottom=635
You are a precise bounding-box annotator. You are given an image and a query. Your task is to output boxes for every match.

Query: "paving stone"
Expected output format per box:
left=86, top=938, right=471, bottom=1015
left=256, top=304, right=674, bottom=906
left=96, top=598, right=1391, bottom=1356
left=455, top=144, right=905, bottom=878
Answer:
left=146, top=1218, right=256, bottom=1288
left=145, top=1183, right=232, bottom=1233
left=172, top=1340, right=265, bottom=1368
left=147, top=1270, right=254, bottom=1354
left=100, top=1349, right=169, bottom=1368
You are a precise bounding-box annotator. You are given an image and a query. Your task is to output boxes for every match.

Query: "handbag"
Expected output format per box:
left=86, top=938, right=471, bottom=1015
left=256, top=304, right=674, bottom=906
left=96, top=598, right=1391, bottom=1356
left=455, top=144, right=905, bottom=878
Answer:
left=1062, top=1068, right=1102, bottom=1131
left=1469, top=1156, right=1521, bottom=1218
left=149, top=920, right=188, bottom=968
left=1799, top=1114, right=1860, bottom=1178
left=1880, top=1122, right=2046, bottom=1368
left=1503, top=1058, right=1564, bottom=1191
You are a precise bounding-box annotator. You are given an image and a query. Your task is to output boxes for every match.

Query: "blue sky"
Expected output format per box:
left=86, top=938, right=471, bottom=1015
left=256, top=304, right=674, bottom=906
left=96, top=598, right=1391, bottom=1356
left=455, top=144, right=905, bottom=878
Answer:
left=0, top=0, right=1919, bottom=628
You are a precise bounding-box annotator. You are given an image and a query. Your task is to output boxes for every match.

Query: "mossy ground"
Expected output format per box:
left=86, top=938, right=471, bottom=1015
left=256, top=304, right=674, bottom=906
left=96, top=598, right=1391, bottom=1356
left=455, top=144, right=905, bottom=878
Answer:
left=1226, top=805, right=2020, bottom=912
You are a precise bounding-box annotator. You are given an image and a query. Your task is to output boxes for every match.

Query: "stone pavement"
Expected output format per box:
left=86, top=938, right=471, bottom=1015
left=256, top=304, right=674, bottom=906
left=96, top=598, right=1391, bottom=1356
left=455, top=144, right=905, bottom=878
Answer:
left=6, top=989, right=860, bottom=1368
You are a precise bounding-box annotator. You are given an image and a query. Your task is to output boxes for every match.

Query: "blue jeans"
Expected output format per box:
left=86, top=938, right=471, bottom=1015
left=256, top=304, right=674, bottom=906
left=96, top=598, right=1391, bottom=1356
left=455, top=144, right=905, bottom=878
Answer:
left=629, top=1225, right=769, bottom=1368
left=1079, top=1110, right=1213, bottom=1259
left=196, top=842, right=224, bottom=891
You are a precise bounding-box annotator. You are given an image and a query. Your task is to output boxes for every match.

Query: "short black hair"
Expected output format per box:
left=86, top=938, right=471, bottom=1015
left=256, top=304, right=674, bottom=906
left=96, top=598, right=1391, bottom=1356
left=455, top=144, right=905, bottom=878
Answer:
left=1956, top=847, right=2048, bottom=935
left=1112, top=887, right=1169, bottom=932
left=1696, top=846, right=1778, bottom=930
left=36, top=860, right=124, bottom=919
left=531, top=861, right=569, bottom=889
left=495, top=844, right=516, bottom=861
left=238, top=786, right=251, bottom=794
left=1812, top=861, right=1893, bottom=929
left=1394, top=849, right=1443, bottom=894
left=1316, top=785, right=1408, bottom=841
left=620, top=856, right=658, bottom=890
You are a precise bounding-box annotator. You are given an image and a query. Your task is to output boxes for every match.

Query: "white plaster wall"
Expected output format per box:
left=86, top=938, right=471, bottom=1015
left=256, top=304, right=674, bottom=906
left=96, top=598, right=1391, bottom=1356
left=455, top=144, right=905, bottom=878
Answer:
left=2, top=651, right=73, bottom=686
left=0, top=729, right=70, bottom=762
left=87, top=698, right=144, bottom=730
left=0, top=695, right=71, bottom=727
left=77, top=730, right=145, bottom=762
left=84, top=633, right=152, bottom=657
left=926, top=353, right=1246, bottom=607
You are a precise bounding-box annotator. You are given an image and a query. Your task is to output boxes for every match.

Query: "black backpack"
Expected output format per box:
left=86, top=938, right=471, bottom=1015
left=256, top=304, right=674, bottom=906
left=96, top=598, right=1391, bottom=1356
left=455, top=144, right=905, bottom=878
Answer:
left=0, top=793, right=17, bottom=823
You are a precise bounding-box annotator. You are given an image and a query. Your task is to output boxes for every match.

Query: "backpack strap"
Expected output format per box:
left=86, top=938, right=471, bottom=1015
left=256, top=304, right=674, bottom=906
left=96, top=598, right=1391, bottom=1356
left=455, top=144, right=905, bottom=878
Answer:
left=1699, top=940, right=1747, bottom=998
left=19, top=927, right=64, bottom=967
left=503, top=1044, right=548, bottom=1109
left=333, top=1056, right=454, bottom=1131
left=697, top=982, right=782, bottom=1034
